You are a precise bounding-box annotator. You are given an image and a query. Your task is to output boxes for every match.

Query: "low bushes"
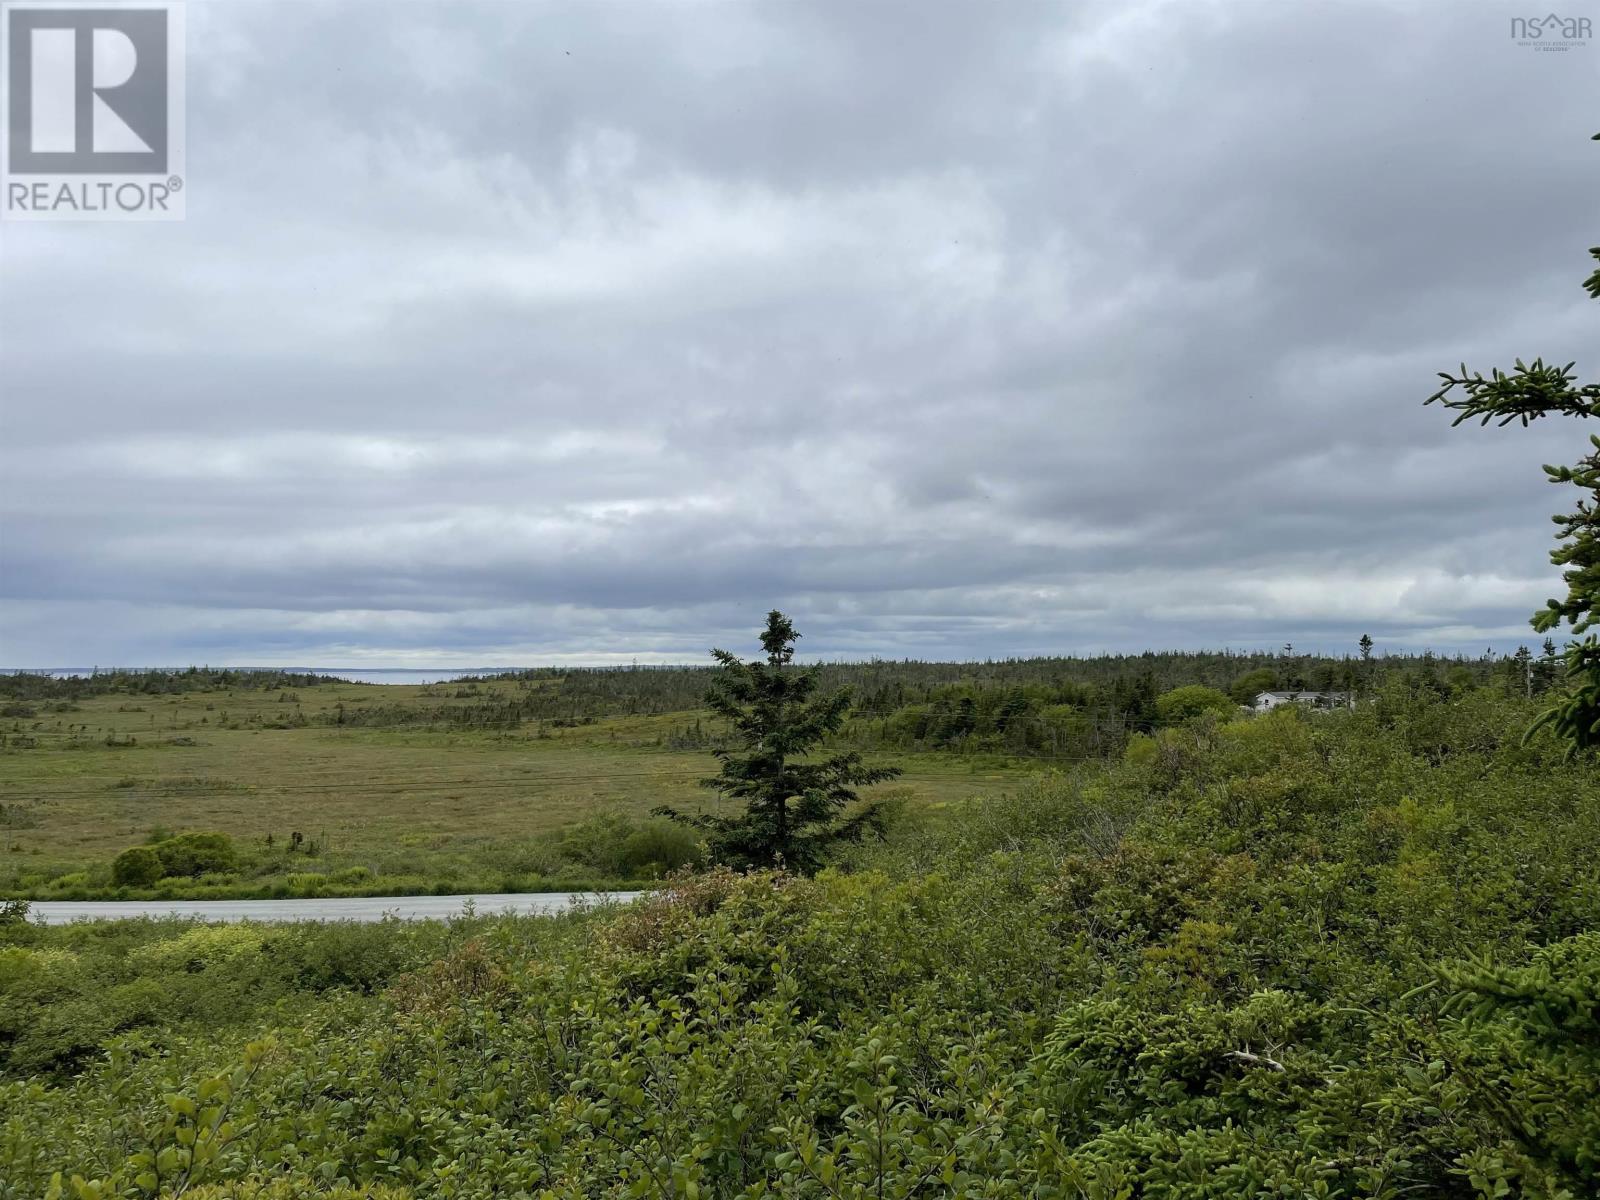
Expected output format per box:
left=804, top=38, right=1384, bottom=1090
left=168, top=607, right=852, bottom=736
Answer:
left=1, top=691, right=1595, bottom=1197
left=0, top=913, right=481, bottom=1079
left=111, top=846, right=163, bottom=887
left=110, top=833, right=239, bottom=887
left=556, top=812, right=703, bottom=878
left=153, top=832, right=240, bottom=878
left=42, top=816, right=696, bottom=902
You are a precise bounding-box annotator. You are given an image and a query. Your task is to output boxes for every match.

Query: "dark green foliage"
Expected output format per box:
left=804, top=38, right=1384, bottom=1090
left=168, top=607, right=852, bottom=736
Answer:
left=110, top=846, right=164, bottom=887
left=657, top=612, right=901, bottom=872
left=555, top=813, right=703, bottom=878
left=151, top=833, right=239, bottom=879
left=1427, top=192, right=1600, bottom=753
left=1438, top=934, right=1600, bottom=1189
left=107, top=834, right=240, bottom=887
left=1228, top=667, right=1278, bottom=705
left=0, top=668, right=338, bottom=702
left=0, top=915, right=476, bottom=1080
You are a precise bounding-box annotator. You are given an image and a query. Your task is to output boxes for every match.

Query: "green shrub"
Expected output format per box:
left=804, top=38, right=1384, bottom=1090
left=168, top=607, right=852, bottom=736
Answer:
left=556, top=813, right=700, bottom=878
left=1155, top=684, right=1238, bottom=724
left=109, top=845, right=163, bottom=887
left=127, top=925, right=265, bottom=975
left=616, top=819, right=702, bottom=877
left=152, top=832, right=239, bottom=878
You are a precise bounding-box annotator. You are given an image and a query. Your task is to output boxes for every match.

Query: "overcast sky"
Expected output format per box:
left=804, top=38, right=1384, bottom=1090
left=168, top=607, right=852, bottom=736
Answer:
left=0, top=0, right=1595, bottom=667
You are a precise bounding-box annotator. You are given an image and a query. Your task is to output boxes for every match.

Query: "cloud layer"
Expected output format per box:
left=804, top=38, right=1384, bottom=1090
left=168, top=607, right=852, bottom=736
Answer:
left=1, top=0, right=1594, bottom=665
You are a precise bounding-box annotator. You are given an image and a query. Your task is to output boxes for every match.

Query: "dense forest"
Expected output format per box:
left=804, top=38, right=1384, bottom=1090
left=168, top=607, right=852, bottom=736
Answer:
left=2, top=687, right=1594, bottom=1197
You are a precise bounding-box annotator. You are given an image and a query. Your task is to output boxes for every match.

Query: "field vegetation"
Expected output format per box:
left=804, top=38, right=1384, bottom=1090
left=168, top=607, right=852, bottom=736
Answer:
left=0, top=642, right=1555, bottom=900
left=1, top=683, right=1595, bottom=1197
left=0, top=675, right=1020, bottom=900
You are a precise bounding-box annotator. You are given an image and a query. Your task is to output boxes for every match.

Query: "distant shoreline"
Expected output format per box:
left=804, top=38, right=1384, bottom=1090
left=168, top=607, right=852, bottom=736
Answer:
left=0, top=667, right=524, bottom=685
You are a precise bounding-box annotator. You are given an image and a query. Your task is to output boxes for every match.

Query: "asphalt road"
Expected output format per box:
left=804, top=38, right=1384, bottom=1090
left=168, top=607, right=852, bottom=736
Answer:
left=25, top=891, right=645, bottom=925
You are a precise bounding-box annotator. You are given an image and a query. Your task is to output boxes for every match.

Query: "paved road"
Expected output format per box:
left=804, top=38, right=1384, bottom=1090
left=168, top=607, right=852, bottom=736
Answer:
left=25, top=891, right=645, bottom=925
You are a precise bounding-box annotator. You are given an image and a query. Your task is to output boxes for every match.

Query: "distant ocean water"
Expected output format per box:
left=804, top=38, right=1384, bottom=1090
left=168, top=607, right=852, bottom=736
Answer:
left=2, top=667, right=521, bottom=686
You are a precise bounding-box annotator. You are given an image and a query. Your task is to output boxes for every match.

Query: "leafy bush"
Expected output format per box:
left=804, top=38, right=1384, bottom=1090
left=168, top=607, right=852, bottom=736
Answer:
left=107, top=835, right=247, bottom=891
left=1155, top=683, right=1238, bottom=723
left=110, top=846, right=163, bottom=887
left=616, top=820, right=703, bottom=877
left=152, top=832, right=239, bottom=879
left=126, top=926, right=265, bottom=975
left=0, top=915, right=464, bottom=1080
left=556, top=813, right=701, bottom=878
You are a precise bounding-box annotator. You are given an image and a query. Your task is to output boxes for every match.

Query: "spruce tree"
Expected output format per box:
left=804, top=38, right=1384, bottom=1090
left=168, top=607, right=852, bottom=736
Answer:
left=1513, top=646, right=1533, bottom=699
left=1537, top=638, right=1561, bottom=696
left=1426, top=135, right=1600, bottom=752
left=655, top=610, right=901, bottom=872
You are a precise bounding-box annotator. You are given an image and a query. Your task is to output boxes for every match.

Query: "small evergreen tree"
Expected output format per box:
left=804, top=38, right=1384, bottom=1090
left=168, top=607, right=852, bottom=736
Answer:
left=655, top=611, right=901, bottom=872
left=1536, top=637, right=1562, bottom=695
left=1426, top=137, right=1600, bottom=753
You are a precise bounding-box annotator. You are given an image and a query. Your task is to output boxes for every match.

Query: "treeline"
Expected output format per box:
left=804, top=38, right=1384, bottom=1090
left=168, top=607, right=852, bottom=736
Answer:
left=323, top=648, right=1567, bottom=762
left=0, top=668, right=338, bottom=701
left=839, top=644, right=1566, bottom=758
left=1, top=646, right=1564, bottom=714
left=490, top=644, right=1563, bottom=720
left=319, top=696, right=538, bottom=730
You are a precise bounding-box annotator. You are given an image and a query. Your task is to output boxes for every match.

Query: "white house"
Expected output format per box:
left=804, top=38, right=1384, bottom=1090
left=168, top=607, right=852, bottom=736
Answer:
left=1252, top=690, right=1355, bottom=714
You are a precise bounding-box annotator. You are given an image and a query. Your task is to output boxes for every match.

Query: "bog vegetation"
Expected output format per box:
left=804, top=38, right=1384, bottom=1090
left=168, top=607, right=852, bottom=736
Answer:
left=2, top=679, right=1596, bottom=1198
left=0, top=636, right=1562, bottom=900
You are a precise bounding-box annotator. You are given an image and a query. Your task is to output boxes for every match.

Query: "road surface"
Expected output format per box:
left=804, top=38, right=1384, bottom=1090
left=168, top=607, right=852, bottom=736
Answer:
left=24, top=891, right=645, bottom=925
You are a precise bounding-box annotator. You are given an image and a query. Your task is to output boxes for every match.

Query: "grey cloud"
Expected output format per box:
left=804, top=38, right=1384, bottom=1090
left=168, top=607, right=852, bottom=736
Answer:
left=1, top=0, right=1593, bottom=665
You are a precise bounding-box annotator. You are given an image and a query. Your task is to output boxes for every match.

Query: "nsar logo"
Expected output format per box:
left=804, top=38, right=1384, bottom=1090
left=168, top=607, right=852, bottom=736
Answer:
left=1510, top=12, right=1592, bottom=50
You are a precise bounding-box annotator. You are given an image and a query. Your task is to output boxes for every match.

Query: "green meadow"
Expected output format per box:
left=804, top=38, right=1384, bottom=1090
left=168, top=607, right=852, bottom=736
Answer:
left=0, top=678, right=1023, bottom=899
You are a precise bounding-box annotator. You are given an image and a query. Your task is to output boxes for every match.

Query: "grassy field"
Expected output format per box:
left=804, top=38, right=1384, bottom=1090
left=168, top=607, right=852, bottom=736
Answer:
left=0, top=679, right=1028, bottom=896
